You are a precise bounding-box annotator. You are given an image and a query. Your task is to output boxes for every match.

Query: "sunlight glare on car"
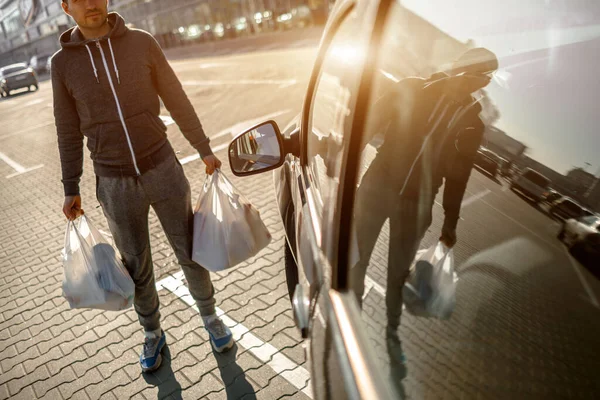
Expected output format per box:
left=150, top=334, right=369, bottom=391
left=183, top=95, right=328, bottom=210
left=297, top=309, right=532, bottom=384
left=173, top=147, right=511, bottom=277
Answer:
left=330, top=43, right=364, bottom=65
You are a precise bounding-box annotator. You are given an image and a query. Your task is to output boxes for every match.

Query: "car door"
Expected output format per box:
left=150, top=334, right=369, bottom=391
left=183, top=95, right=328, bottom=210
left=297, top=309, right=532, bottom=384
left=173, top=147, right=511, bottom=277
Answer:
left=288, top=0, right=399, bottom=398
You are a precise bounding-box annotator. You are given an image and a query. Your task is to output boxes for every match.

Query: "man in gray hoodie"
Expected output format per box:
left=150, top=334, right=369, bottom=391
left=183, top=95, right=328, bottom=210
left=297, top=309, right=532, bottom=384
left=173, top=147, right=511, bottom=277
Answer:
left=53, top=0, right=234, bottom=372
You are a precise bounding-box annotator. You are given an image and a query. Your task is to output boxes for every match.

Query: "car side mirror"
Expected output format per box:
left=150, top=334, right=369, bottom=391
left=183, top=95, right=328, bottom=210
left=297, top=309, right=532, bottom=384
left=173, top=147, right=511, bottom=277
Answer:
left=228, top=120, right=285, bottom=176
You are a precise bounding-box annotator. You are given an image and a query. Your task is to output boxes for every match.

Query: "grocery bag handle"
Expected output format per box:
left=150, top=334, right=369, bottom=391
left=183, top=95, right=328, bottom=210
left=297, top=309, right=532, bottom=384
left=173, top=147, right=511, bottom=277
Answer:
left=64, top=215, right=89, bottom=254
left=436, top=242, right=454, bottom=275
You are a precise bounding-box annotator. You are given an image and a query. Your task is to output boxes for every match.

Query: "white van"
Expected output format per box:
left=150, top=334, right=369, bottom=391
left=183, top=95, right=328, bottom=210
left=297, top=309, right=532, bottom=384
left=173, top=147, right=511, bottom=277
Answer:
left=511, top=168, right=552, bottom=203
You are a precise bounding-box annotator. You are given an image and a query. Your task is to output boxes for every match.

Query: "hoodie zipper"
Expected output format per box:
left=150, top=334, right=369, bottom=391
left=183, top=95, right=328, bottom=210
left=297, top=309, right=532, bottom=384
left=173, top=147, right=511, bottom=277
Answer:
left=95, top=40, right=141, bottom=176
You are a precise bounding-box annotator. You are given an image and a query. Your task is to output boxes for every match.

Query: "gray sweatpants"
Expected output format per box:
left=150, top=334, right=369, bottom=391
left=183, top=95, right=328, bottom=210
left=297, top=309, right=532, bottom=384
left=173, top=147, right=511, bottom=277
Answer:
left=96, top=153, right=216, bottom=332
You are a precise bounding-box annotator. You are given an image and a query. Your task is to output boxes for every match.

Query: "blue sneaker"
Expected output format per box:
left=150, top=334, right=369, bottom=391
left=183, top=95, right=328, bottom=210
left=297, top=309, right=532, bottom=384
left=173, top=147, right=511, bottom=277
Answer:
left=205, top=317, right=234, bottom=353
left=140, top=330, right=166, bottom=372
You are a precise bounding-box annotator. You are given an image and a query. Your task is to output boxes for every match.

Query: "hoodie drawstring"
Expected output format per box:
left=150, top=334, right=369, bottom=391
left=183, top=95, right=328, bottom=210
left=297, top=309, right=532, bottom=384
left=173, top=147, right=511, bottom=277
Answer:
left=85, top=40, right=121, bottom=85
left=107, top=39, right=120, bottom=84
left=85, top=44, right=100, bottom=84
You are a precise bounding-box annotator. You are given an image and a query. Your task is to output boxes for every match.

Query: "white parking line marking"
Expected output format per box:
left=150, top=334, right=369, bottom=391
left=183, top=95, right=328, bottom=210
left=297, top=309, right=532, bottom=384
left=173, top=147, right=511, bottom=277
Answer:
left=364, top=275, right=385, bottom=297
left=479, top=197, right=559, bottom=249
left=563, top=247, right=600, bottom=309
left=179, top=110, right=292, bottom=165
left=182, top=79, right=297, bottom=86
left=174, top=62, right=232, bottom=71
left=159, top=115, right=175, bottom=126
left=279, top=81, right=298, bottom=89
left=156, top=272, right=313, bottom=398
left=23, top=98, right=44, bottom=107
left=461, top=189, right=491, bottom=208
left=0, top=121, right=54, bottom=141
left=0, top=151, right=43, bottom=178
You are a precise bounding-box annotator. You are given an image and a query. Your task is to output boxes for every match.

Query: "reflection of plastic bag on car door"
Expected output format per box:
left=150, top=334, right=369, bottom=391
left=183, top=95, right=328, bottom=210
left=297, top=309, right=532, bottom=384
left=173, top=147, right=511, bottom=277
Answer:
left=403, top=241, right=458, bottom=319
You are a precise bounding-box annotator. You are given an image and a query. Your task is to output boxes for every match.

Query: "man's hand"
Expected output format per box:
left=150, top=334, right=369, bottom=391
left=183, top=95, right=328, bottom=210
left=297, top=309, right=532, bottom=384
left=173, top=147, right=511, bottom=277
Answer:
left=63, top=195, right=84, bottom=221
left=440, top=224, right=457, bottom=248
left=203, top=154, right=222, bottom=175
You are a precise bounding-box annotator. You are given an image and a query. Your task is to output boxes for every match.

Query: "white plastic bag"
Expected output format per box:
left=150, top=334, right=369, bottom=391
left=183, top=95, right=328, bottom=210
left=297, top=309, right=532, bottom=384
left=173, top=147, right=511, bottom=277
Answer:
left=192, top=170, right=272, bottom=272
left=403, top=241, right=458, bottom=319
left=62, top=215, right=135, bottom=311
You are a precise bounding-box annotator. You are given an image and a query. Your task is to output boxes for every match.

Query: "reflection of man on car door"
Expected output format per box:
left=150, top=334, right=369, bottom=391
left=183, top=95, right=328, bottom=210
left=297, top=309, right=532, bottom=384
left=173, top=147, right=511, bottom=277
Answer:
left=351, top=48, right=499, bottom=346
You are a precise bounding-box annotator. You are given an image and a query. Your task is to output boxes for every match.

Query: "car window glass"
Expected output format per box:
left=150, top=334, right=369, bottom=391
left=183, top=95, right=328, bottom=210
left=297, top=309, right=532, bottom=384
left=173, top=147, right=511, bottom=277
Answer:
left=565, top=201, right=580, bottom=211
left=581, top=216, right=599, bottom=225
left=2, top=66, right=25, bottom=75
left=346, top=0, right=600, bottom=397
left=306, top=8, right=363, bottom=215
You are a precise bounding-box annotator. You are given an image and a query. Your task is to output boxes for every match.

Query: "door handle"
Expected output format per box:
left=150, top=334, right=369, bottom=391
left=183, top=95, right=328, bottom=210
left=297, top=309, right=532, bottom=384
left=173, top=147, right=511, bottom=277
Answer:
left=292, top=283, right=310, bottom=339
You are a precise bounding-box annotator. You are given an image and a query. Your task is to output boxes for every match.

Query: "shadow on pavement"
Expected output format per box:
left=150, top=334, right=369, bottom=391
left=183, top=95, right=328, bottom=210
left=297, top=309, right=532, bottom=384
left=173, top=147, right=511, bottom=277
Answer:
left=213, top=343, right=257, bottom=400
left=142, top=345, right=184, bottom=400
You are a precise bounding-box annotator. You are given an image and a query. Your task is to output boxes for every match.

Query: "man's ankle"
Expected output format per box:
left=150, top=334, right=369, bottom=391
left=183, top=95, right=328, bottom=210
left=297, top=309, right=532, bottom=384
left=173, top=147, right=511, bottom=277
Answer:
left=201, top=313, right=218, bottom=326
left=144, top=327, right=162, bottom=339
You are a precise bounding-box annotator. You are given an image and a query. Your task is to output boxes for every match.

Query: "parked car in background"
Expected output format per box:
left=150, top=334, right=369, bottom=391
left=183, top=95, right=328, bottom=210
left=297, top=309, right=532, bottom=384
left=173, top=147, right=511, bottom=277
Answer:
left=542, top=189, right=563, bottom=205
left=46, top=55, right=53, bottom=75
left=558, top=215, right=600, bottom=267
left=549, top=197, right=591, bottom=222
left=498, top=157, right=513, bottom=178
left=474, top=148, right=501, bottom=180
left=29, top=53, right=53, bottom=75
left=277, top=5, right=314, bottom=29
left=0, top=63, right=38, bottom=97
left=510, top=168, right=551, bottom=203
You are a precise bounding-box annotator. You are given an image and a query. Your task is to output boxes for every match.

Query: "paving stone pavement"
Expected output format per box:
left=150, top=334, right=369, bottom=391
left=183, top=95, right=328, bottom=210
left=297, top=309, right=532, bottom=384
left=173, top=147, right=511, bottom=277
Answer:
left=0, top=120, right=311, bottom=399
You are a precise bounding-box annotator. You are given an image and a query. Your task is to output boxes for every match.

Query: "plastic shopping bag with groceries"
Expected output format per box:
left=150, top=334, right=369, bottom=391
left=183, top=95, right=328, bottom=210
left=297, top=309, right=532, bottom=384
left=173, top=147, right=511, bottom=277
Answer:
left=61, top=215, right=134, bottom=311
left=192, top=170, right=272, bottom=272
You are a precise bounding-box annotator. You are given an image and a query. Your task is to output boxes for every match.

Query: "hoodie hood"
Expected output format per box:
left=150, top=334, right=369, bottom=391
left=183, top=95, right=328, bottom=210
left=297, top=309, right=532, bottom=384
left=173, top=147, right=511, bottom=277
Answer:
left=60, top=12, right=128, bottom=48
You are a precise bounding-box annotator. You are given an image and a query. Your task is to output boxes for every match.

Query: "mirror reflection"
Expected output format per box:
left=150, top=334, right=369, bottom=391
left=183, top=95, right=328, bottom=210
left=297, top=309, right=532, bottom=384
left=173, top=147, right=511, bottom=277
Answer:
left=230, top=122, right=281, bottom=174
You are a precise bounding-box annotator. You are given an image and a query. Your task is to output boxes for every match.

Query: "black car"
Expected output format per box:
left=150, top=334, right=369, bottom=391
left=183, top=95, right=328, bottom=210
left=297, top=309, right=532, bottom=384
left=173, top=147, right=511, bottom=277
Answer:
left=224, top=0, right=599, bottom=397
left=474, top=148, right=501, bottom=179
left=0, top=63, right=39, bottom=97
left=543, top=189, right=563, bottom=204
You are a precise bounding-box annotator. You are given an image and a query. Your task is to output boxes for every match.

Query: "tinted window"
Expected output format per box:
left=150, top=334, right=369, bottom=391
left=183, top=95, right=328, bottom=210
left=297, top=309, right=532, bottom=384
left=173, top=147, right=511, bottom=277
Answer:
left=347, top=0, right=600, bottom=397
left=563, top=201, right=581, bottom=212
left=523, top=170, right=550, bottom=187
left=306, top=8, right=364, bottom=215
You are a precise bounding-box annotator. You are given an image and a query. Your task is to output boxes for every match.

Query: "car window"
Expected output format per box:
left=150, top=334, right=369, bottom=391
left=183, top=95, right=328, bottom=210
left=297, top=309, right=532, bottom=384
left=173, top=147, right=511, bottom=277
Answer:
left=345, top=0, right=600, bottom=397
left=524, top=170, right=550, bottom=187
left=306, top=7, right=364, bottom=216
left=564, top=201, right=581, bottom=211
left=581, top=216, right=599, bottom=225
left=1, top=65, right=26, bottom=75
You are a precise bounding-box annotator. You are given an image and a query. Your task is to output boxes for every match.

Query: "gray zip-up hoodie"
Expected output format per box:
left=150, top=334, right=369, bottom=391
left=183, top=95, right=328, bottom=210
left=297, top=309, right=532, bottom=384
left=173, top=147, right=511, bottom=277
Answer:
left=52, top=13, right=213, bottom=196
